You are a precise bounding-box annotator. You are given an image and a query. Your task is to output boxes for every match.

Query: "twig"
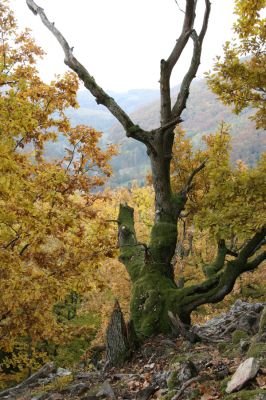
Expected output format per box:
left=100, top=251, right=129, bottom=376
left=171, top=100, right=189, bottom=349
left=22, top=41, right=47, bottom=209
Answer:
left=171, top=375, right=209, bottom=400
left=181, top=159, right=207, bottom=196
left=174, top=0, right=185, bottom=14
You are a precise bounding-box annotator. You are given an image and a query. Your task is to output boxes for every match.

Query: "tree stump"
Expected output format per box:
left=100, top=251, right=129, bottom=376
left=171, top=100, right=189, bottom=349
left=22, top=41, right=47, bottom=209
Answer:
left=106, top=300, right=131, bottom=367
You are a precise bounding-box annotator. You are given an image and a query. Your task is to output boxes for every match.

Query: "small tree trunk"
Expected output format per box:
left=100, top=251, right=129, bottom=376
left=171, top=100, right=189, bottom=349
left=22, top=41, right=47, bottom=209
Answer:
left=106, top=300, right=131, bottom=367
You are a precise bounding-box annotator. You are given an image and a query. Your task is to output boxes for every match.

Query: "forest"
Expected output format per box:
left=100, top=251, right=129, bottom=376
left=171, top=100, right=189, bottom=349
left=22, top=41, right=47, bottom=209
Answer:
left=0, top=0, right=265, bottom=399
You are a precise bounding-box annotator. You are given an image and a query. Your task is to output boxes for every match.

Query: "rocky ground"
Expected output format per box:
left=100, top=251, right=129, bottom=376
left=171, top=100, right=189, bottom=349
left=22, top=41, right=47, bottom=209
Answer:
left=0, top=301, right=266, bottom=400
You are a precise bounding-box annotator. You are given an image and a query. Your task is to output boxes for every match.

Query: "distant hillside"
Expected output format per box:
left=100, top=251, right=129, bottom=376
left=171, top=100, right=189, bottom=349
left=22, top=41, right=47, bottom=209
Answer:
left=107, top=80, right=265, bottom=187
left=45, top=80, right=265, bottom=187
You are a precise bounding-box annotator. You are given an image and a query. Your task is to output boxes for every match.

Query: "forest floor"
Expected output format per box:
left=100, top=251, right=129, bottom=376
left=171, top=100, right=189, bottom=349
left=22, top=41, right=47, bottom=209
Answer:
left=1, top=301, right=266, bottom=400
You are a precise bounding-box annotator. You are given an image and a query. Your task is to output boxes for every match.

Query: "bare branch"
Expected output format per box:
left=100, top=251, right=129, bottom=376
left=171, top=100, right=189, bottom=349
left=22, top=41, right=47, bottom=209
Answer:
left=160, top=0, right=196, bottom=124
left=182, top=159, right=206, bottom=195
left=25, top=0, right=152, bottom=146
left=172, top=0, right=211, bottom=118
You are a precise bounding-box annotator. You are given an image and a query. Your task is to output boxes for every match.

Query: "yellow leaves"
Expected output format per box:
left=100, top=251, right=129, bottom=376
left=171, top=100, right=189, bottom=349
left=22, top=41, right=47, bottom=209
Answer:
left=0, top=0, right=118, bottom=370
left=206, top=0, right=266, bottom=129
left=171, top=124, right=266, bottom=242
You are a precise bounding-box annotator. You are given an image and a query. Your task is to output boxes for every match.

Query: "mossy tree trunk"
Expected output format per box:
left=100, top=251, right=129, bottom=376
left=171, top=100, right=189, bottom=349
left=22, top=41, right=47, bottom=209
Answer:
left=118, top=202, right=266, bottom=340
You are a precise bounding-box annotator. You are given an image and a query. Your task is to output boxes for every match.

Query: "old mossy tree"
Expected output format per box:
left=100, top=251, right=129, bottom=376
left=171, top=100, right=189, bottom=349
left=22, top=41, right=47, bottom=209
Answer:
left=26, top=0, right=266, bottom=340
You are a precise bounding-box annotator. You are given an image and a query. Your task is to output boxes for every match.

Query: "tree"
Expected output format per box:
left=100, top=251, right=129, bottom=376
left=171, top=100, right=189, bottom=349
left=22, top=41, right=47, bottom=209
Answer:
left=26, top=0, right=265, bottom=341
left=206, top=0, right=266, bottom=129
left=0, top=0, right=116, bottom=371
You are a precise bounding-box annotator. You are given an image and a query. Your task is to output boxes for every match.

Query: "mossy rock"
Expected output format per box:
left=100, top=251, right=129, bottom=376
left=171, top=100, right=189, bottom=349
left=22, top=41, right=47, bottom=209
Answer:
left=223, top=388, right=266, bottom=399
left=232, top=330, right=249, bottom=344
left=247, top=342, right=266, bottom=367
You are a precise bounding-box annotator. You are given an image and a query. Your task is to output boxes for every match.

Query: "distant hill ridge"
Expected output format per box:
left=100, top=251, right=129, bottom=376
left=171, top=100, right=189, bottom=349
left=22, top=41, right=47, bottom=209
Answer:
left=46, top=79, right=265, bottom=187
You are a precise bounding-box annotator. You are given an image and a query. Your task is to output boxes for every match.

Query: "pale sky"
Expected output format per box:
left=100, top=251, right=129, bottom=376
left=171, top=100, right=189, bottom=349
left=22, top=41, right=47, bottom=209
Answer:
left=10, top=0, right=236, bottom=92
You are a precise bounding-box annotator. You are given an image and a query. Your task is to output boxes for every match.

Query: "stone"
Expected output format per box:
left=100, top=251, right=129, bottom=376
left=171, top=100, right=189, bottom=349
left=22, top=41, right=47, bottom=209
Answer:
left=167, top=360, right=197, bottom=389
left=194, top=301, right=264, bottom=340
left=178, top=360, right=197, bottom=384
left=96, top=380, right=115, bottom=398
left=144, top=363, right=155, bottom=369
left=56, top=367, right=72, bottom=377
left=226, top=357, right=260, bottom=393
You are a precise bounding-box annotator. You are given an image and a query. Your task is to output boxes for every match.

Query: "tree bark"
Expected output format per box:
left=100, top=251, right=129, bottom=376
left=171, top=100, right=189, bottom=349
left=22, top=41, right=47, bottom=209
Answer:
left=106, top=300, right=131, bottom=367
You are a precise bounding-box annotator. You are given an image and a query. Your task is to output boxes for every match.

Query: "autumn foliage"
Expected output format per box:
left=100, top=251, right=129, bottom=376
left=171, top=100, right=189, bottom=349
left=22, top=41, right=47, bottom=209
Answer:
left=206, top=0, right=266, bottom=129
left=0, top=0, right=117, bottom=376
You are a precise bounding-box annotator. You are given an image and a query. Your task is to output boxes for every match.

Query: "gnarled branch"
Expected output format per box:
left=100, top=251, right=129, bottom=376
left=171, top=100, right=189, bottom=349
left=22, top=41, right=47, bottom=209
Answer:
left=181, top=226, right=266, bottom=315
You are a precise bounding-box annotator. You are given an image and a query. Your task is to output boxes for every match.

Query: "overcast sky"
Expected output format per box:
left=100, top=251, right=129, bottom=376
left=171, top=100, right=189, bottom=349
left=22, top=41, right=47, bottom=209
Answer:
left=10, top=0, right=236, bottom=92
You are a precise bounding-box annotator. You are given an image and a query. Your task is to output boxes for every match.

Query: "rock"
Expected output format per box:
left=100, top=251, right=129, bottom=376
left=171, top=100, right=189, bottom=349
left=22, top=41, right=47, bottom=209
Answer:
left=144, top=363, right=155, bottom=369
left=167, top=360, right=197, bottom=389
left=96, top=380, right=115, bottom=398
left=194, top=300, right=265, bottom=340
left=238, top=312, right=261, bottom=334
left=56, top=367, right=72, bottom=377
left=226, top=357, right=260, bottom=393
left=178, top=360, right=197, bottom=384
left=76, top=372, right=100, bottom=380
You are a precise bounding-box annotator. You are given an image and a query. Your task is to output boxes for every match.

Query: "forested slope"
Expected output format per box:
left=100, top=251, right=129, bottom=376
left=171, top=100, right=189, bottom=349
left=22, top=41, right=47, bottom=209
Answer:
left=107, top=80, right=265, bottom=186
